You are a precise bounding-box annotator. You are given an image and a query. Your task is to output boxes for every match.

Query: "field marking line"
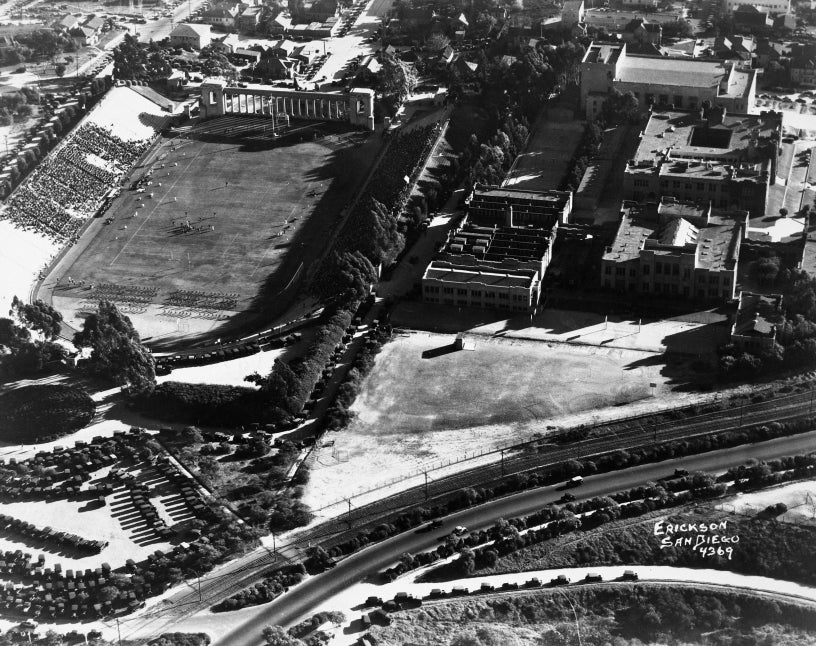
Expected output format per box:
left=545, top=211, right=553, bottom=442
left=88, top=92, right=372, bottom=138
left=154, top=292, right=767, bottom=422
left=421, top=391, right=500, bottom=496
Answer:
left=220, top=232, right=241, bottom=262
left=108, top=141, right=206, bottom=268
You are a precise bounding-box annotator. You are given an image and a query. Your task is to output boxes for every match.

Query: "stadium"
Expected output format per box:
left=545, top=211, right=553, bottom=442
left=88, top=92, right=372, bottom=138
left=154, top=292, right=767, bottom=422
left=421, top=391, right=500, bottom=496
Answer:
left=30, top=84, right=381, bottom=348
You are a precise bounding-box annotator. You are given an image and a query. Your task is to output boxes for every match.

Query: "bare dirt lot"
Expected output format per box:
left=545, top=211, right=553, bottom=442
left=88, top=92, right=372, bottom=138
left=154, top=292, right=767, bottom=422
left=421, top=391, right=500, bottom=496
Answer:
left=302, top=331, right=703, bottom=512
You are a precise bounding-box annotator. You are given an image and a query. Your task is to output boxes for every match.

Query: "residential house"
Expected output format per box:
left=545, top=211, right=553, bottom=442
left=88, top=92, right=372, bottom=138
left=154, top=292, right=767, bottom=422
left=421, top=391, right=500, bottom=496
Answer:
left=268, top=11, right=292, bottom=34
left=237, top=6, right=264, bottom=32
left=733, top=4, right=774, bottom=28
left=731, top=292, right=784, bottom=351
left=170, top=23, right=212, bottom=49
left=202, top=3, right=242, bottom=28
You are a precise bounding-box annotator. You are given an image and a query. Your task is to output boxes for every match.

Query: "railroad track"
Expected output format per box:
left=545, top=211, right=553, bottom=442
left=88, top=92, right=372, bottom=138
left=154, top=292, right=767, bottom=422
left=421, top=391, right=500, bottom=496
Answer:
left=124, top=387, right=816, bottom=637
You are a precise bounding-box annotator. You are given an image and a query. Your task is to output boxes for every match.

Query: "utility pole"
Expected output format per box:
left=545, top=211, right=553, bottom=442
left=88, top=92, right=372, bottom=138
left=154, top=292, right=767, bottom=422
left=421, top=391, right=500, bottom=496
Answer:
left=500, top=449, right=505, bottom=476
left=272, top=531, right=276, bottom=554
left=424, top=471, right=429, bottom=500
left=115, top=618, right=122, bottom=646
left=197, top=574, right=202, bottom=602
left=810, top=383, right=814, bottom=415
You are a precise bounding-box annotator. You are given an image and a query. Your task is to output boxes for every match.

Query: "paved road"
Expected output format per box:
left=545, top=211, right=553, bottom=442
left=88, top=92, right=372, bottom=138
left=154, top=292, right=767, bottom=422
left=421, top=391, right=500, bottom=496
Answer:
left=213, top=429, right=816, bottom=646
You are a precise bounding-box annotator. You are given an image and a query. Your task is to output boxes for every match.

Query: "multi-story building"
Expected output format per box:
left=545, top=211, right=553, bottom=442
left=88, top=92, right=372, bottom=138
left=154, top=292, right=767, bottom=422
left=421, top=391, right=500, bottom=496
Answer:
left=601, top=199, right=745, bottom=301
left=170, top=23, right=212, bottom=49
left=422, top=187, right=569, bottom=314
left=422, top=222, right=556, bottom=313
left=723, top=0, right=789, bottom=13
left=562, top=0, right=585, bottom=25
left=790, top=43, right=816, bottom=87
left=623, top=106, right=781, bottom=217
left=465, top=186, right=573, bottom=226
left=580, top=41, right=758, bottom=119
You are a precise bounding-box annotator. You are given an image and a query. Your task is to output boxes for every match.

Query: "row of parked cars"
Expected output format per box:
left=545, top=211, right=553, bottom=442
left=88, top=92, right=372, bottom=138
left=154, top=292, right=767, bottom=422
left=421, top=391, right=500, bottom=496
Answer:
left=362, top=570, right=639, bottom=611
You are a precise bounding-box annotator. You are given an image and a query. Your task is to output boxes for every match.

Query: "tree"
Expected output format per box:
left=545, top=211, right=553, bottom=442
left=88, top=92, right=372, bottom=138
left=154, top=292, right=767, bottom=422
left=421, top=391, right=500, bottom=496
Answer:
left=600, top=89, right=639, bottom=126
left=11, top=296, right=62, bottom=339
left=55, top=63, right=65, bottom=77
left=73, top=300, right=155, bottom=391
left=426, top=33, right=450, bottom=52
left=262, top=625, right=305, bottom=646
left=780, top=207, right=789, bottom=218
left=377, top=52, right=416, bottom=103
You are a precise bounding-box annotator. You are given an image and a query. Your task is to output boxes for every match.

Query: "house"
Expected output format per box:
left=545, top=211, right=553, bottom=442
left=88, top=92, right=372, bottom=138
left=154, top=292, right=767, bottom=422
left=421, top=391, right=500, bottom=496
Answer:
left=271, top=38, right=297, bottom=58
left=268, top=11, right=292, bottom=34
left=437, top=45, right=455, bottom=66
left=731, top=292, right=784, bottom=351
left=453, top=57, right=479, bottom=77
left=170, top=23, right=212, bottom=49
left=69, top=25, right=98, bottom=47
left=562, top=0, right=585, bottom=25
left=289, top=0, right=339, bottom=22
left=790, top=43, right=816, bottom=85
left=265, top=55, right=300, bottom=79
left=622, top=18, right=662, bottom=45
left=53, top=14, right=81, bottom=31
left=237, top=6, right=264, bottom=32
left=202, top=3, right=242, bottom=28
left=83, top=15, right=106, bottom=32
left=755, top=38, right=783, bottom=66
left=733, top=4, right=774, bottom=28
left=210, top=33, right=241, bottom=54
left=499, top=55, right=517, bottom=67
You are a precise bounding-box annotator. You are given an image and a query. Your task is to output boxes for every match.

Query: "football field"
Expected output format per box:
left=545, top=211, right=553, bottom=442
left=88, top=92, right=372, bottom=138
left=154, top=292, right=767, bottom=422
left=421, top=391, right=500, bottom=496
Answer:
left=52, top=117, right=377, bottom=342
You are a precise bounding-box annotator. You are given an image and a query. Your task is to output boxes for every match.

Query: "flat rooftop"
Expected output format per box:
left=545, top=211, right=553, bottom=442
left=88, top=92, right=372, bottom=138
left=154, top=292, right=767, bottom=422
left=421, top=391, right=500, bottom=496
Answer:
left=584, top=42, right=623, bottom=64
left=618, top=55, right=727, bottom=88
left=630, top=107, right=781, bottom=167
left=424, top=261, right=536, bottom=289
left=604, top=203, right=741, bottom=271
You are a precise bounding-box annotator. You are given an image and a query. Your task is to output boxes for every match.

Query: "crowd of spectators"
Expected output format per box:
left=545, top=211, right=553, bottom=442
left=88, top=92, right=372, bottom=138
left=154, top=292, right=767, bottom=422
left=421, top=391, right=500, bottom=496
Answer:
left=1, top=123, right=150, bottom=242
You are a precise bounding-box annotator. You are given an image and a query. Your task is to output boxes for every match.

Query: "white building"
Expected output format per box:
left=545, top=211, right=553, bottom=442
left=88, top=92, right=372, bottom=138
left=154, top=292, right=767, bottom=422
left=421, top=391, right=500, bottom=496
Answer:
left=723, top=0, right=790, bottom=13
left=170, top=23, right=212, bottom=49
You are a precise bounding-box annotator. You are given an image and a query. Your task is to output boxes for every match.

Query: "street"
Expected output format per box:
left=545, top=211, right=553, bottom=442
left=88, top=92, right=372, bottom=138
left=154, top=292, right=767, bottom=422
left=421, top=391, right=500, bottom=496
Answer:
left=209, top=429, right=816, bottom=646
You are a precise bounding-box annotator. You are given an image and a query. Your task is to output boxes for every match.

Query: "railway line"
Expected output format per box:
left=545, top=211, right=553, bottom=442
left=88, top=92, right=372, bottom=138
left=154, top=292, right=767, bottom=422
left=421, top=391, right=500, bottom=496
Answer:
left=122, top=385, right=816, bottom=640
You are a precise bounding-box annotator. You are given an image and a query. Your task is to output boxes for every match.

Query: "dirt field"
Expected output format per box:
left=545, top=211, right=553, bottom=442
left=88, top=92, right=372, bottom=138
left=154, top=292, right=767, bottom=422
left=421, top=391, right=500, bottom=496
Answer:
left=501, top=119, right=584, bottom=192
left=302, top=331, right=700, bottom=512
left=53, top=117, right=376, bottom=343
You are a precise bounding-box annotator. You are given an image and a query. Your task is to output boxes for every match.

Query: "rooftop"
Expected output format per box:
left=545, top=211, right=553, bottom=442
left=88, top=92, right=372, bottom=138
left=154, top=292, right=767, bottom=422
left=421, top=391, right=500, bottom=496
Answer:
left=630, top=107, right=781, bottom=167
left=618, top=55, right=728, bottom=88
left=584, top=42, right=623, bottom=64
left=423, top=261, right=536, bottom=289
left=604, top=202, right=742, bottom=270
left=733, top=291, right=784, bottom=337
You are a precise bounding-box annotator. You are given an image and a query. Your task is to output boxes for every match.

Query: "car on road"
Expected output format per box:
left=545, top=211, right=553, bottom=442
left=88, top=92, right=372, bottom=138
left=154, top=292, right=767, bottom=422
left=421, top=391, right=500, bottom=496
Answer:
left=452, top=525, right=468, bottom=536
left=551, top=574, right=570, bottom=586
left=621, top=570, right=638, bottom=581
left=564, top=476, right=583, bottom=488
left=558, top=492, right=576, bottom=503
left=584, top=573, right=603, bottom=583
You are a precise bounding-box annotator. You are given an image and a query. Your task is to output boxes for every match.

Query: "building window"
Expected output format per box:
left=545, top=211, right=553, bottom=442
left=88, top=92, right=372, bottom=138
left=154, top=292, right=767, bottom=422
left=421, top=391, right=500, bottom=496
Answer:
left=659, top=94, right=668, bottom=104
left=672, top=264, right=679, bottom=276
left=616, top=267, right=625, bottom=276
left=709, top=184, right=716, bottom=191
left=656, top=262, right=663, bottom=275
left=683, top=268, right=691, bottom=279
left=605, top=266, right=612, bottom=275
left=457, top=288, right=467, bottom=295
left=642, top=265, right=650, bottom=275
left=499, top=293, right=508, bottom=299
left=629, top=268, right=637, bottom=278
left=443, top=287, right=453, bottom=294
left=696, top=182, right=704, bottom=191
left=673, top=95, right=683, bottom=107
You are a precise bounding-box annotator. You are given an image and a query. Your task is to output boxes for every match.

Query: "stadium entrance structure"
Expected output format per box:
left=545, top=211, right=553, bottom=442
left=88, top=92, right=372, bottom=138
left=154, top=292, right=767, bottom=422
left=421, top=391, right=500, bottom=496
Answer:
left=200, top=79, right=375, bottom=131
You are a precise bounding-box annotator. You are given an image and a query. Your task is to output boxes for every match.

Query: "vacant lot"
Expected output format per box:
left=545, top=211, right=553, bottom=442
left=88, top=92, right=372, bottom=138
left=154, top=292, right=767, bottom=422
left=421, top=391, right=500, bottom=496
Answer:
left=54, top=118, right=376, bottom=342
left=501, top=119, right=584, bottom=192
left=303, top=332, right=693, bottom=511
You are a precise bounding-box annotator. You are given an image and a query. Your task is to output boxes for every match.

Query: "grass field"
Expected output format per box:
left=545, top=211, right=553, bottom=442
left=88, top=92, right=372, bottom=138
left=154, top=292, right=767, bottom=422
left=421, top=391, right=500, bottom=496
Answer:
left=53, top=117, right=378, bottom=343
